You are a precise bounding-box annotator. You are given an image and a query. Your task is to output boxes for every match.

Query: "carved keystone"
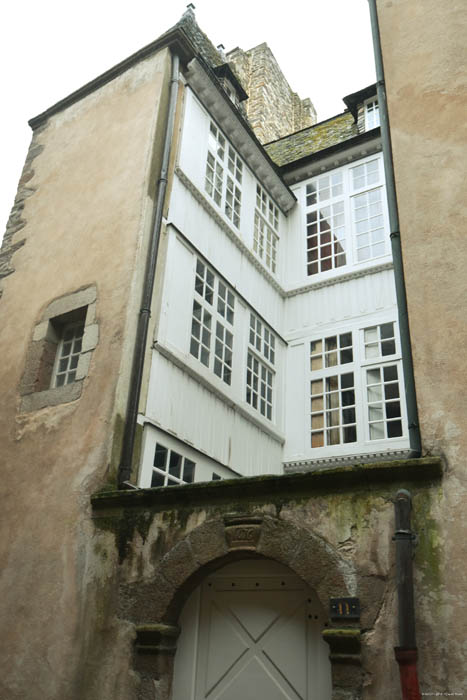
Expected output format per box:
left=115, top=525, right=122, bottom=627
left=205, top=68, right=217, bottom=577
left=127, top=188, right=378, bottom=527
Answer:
left=223, top=514, right=263, bottom=550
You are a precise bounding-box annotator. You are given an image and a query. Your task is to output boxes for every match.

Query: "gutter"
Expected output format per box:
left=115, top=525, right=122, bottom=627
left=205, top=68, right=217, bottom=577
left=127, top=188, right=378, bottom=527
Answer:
left=367, top=0, right=422, bottom=456
left=118, top=52, right=180, bottom=488
left=393, top=490, right=421, bottom=700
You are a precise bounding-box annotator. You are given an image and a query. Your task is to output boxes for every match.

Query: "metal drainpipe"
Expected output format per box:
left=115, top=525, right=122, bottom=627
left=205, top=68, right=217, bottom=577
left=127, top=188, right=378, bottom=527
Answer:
left=394, top=490, right=421, bottom=699
left=118, top=52, right=180, bottom=488
left=367, top=0, right=421, bottom=456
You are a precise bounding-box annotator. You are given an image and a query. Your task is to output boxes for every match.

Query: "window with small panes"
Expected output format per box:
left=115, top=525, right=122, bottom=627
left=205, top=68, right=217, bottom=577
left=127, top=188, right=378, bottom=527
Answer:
left=304, top=155, right=389, bottom=279
left=190, top=259, right=235, bottom=385
left=308, top=319, right=406, bottom=454
left=150, top=443, right=196, bottom=487
left=364, top=100, right=380, bottom=130
left=205, top=122, right=243, bottom=228
left=246, top=313, right=276, bottom=420
left=52, top=322, right=85, bottom=387
left=253, top=185, right=279, bottom=273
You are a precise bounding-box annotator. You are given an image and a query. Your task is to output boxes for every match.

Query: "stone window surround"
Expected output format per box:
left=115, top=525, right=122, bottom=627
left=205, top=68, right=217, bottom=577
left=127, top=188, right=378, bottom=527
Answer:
left=19, top=285, right=98, bottom=412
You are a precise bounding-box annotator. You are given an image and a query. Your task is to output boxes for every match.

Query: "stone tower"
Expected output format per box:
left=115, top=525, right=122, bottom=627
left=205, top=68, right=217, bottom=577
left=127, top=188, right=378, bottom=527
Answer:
left=228, top=43, right=316, bottom=144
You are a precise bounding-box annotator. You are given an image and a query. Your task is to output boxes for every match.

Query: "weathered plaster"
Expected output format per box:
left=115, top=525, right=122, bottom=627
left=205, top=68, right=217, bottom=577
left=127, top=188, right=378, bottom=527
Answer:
left=376, top=0, right=467, bottom=694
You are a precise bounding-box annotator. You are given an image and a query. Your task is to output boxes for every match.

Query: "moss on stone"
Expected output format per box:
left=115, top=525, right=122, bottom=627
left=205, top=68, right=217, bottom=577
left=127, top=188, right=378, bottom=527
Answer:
left=412, top=487, right=443, bottom=593
left=265, top=112, right=358, bottom=167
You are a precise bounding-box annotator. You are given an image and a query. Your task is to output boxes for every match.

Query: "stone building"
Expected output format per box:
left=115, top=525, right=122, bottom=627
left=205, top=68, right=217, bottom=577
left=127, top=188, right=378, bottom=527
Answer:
left=0, top=2, right=465, bottom=699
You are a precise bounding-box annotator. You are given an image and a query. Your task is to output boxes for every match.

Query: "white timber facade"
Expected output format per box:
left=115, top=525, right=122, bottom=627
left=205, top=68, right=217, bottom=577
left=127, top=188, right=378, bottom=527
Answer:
left=138, top=85, right=410, bottom=487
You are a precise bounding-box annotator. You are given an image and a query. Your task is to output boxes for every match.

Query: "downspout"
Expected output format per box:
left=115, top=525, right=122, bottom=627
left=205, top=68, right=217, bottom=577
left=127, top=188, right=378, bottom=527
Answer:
left=367, top=0, right=421, bottom=456
left=118, top=52, right=180, bottom=488
left=393, top=490, right=421, bottom=699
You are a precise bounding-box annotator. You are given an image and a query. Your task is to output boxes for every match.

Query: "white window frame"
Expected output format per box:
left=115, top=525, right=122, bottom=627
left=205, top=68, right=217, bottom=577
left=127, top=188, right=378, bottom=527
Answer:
left=303, top=154, right=390, bottom=281
left=204, top=121, right=243, bottom=229
left=190, top=258, right=235, bottom=386
left=364, top=99, right=380, bottom=130
left=253, top=184, right=280, bottom=274
left=52, top=321, right=85, bottom=388
left=245, top=313, right=276, bottom=421
left=307, top=317, right=408, bottom=458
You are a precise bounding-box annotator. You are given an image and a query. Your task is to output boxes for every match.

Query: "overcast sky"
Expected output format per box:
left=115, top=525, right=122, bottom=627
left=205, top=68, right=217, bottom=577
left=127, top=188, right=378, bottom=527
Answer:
left=0, top=0, right=375, bottom=238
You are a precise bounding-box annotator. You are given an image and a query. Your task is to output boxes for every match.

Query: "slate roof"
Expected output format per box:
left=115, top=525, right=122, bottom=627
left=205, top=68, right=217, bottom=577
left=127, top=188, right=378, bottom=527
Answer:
left=175, top=8, right=225, bottom=70
left=264, top=111, right=358, bottom=168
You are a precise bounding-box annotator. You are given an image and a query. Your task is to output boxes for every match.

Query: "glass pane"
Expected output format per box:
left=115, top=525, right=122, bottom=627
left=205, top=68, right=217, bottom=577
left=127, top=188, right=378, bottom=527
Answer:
left=310, top=340, right=322, bottom=355
left=364, top=327, right=378, bottom=343
left=151, top=471, right=165, bottom=487
left=386, top=401, right=401, bottom=419
left=343, top=425, right=357, bottom=443
left=312, top=413, right=324, bottom=429
left=325, top=336, right=337, bottom=351
left=365, top=343, right=379, bottom=359
left=380, top=323, right=394, bottom=339
left=341, top=373, right=354, bottom=389
left=369, top=405, right=383, bottom=421
left=311, top=396, right=324, bottom=412
left=381, top=340, right=396, bottom=356
left=311, top=379, right=323, bottom=395
left=183, top=460, right=195, bottom=483
left=388, top=420, right=403, bottom=438
left=385, top=383, right=400, bottom=400
left=370, top=423, right=385, bottom=440
left=367, top=368, right=381, bottom=384
left=326, top=410, right=339, bottom=427
left=343, top=408, right=356, bottom=424
left=340, top=348, right=353, bottom=364
left=342, top=390, right=355, bottom=406
left=327, top=428, right=340, bottom=445
left=326, top=392, right=339, bottom=409
left=169, top=451, right=182, bottom=478
left=154, top=444, right=168, bottom=469
left=384, top=366, right=398, bottom=381
left=368, top=385, right=382, bottom=402
left=325, top=351, right=338, bottom=367
left=311, top=356, right=323, bottom=371
left=340, top=333, right=352, bottom=347
left=326, top=376, right=338, bottom=392
left=311, top=432, right=324, bottom=448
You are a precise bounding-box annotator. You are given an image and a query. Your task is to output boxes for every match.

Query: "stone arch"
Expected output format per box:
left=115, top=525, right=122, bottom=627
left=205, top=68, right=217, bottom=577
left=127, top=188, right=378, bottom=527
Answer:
left=119, top=513, right=353, bottom=627
left=118, top=513, right=363, bottom=700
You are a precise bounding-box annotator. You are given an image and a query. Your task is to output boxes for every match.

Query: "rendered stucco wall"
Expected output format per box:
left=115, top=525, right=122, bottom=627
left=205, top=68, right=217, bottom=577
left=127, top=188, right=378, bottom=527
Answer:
left=377, top=0, right=467, bottom=694
left=0, top=48, right=173, bottom=699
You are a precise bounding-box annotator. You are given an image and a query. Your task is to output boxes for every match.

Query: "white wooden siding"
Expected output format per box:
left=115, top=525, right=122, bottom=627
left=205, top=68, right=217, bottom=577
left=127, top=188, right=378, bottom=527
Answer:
left=144, top=351, right=283, bottom=476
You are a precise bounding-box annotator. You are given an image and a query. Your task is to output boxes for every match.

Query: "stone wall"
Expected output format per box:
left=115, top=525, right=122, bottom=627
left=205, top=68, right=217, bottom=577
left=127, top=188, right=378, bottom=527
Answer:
left=228, top=43, right=316, bottom=144
left=376, top=0, right=467, bottom=695
left=90, top=457, right=442, bottom=700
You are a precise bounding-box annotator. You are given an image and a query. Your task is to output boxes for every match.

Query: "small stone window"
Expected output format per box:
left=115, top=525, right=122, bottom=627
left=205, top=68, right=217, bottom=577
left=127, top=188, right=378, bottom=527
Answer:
left=20, top=285, right=98, bottom=412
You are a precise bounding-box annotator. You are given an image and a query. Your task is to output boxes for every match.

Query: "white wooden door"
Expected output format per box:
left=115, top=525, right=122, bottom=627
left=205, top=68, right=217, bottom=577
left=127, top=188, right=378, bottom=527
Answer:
left=172, top=560, right=332, bottom=700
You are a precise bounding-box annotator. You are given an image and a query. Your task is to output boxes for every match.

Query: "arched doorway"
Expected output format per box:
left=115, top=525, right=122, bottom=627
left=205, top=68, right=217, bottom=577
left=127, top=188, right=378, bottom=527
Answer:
left=171, top=558, right=332, bottom=700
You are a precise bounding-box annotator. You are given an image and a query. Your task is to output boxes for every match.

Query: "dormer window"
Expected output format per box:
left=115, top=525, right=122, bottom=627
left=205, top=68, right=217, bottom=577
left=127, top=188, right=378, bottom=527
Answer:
left=365, top=100, right=380, bottom=130
left=223, top=80, right=239, bottom=108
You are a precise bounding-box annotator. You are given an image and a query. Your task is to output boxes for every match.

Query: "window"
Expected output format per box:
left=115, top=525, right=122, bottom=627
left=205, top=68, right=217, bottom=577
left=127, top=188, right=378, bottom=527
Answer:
left=310, top=333, right=356, bottom=448
left=150, top=443, right=196, bottom=487
left=253, top=185, right=279, bottom=273
left=190, top=259, right=235, bottom=384
left=365, top=100, right=380, bottom=130
left=308, top=320, right=405, bottom=453
left=52, top=322, right=84, bottom=387
left=205, top=122, right=243, bottom=228
left=246, top=313, right=276, bottom=420
left=305, top=156, right=388, bottom=278
left=19, top=286, right=98, bottom=413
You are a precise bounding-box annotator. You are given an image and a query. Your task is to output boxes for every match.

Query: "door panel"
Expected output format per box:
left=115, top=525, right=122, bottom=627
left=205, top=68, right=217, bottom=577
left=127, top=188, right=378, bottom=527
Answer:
left=172, top=560, right=332, bottom=700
